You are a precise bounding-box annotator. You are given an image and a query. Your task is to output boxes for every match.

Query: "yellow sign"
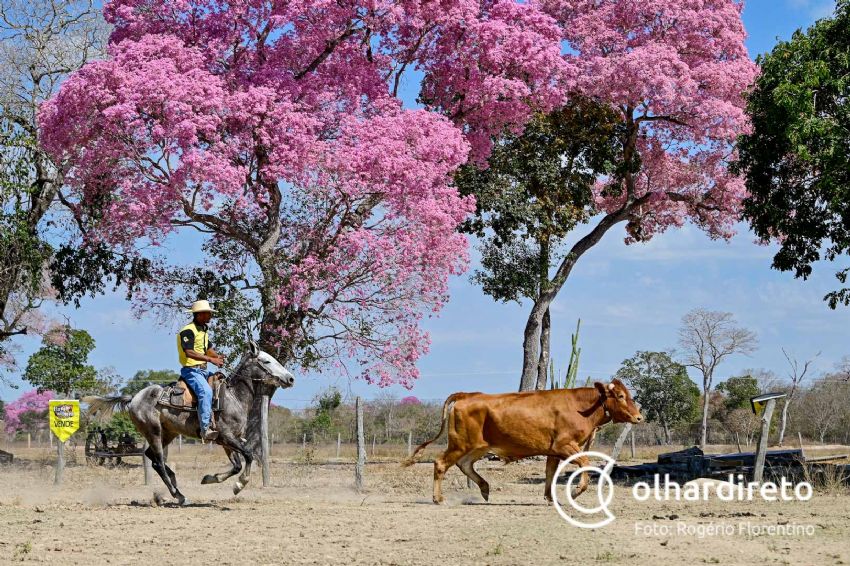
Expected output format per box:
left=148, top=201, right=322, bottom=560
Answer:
left=752, top=399, right=767, bottom=416
left=49, top=400, right=80, bottom=442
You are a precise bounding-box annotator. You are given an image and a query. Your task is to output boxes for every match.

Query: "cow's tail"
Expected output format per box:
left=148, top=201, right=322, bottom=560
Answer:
left=402, top=392, right=471, bottom=467
left=83, top=395, right=133, bottom=421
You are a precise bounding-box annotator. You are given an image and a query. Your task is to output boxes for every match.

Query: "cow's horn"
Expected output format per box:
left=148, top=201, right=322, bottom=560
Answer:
left=607, top=383, right=615, bottom=390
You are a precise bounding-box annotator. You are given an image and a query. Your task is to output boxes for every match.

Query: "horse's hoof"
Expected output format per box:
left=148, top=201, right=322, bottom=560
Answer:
left=233, top=480, right=246, bottom=495
left=201, top=474, right=217, bottom=485
left=432, top=496, right=444, bottom=505
left=177, top=496, right=189, bottom=506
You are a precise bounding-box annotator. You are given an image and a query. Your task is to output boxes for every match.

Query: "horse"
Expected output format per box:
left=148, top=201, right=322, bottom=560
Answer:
left=84, top=340, right=294, bottom=505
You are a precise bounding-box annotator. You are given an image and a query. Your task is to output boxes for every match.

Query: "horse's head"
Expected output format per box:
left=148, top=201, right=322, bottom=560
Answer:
left=242, top=340, right=295, bottom=389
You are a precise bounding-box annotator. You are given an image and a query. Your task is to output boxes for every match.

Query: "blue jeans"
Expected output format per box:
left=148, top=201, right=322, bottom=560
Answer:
left=181, top=366, right=213, bottom=431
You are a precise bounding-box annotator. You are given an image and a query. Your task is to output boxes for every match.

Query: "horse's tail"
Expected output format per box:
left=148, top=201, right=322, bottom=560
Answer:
left=401, top=392, right=475, bottom=467
left=83, top=395, right=133, bottom=421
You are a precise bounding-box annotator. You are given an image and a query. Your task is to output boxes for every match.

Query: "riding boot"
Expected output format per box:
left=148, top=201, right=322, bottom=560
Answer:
left=200, top=425, right=219, bottom=443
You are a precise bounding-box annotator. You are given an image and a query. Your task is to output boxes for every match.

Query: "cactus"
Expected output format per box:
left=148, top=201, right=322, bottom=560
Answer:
left=565, top=319, right=581, bottom=389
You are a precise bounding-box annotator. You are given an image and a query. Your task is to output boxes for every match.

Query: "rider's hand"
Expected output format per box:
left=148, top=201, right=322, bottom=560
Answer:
left=210, top=356, right=225, bottom=366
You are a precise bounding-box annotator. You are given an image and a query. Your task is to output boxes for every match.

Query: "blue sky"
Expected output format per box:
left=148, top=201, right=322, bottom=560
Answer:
left=2, top=0, right=846, bottom=408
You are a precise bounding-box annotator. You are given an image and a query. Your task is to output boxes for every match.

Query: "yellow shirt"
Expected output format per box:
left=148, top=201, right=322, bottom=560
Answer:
left=177, top=321, right=210, bottom=367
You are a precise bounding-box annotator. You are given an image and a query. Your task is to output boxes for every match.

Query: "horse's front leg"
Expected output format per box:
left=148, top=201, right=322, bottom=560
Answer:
left=232, top=440, right=253, bottom=495
left=201, top=447, right=242, bottom=485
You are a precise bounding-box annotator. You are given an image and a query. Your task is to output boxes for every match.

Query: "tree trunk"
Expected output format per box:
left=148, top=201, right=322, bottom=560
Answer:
left=700, top=383, right=710, bottom=450
left=663, top=422, right=672, bottom=445
left=519, top=300, right=548, bottom=391
left=535, top=307, right=551, bottom=390
left=516, top=156, right=647, bottom=390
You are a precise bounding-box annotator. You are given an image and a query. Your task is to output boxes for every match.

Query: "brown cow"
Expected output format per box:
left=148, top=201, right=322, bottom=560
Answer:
left=402, top=379, right=642, bottom=504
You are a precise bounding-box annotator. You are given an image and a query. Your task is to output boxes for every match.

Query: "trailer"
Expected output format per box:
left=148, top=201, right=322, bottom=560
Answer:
left=84, top=427, right=145, bottom=467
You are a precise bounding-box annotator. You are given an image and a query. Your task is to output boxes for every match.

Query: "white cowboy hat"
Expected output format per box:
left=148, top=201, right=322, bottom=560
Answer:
left=187, top=299, right=216, bottom=313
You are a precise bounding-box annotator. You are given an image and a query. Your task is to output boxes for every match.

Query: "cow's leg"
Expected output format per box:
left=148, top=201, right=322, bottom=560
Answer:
left=457, top=448, right=490, bottom=502
left=433, top=447, right=465, bottom=505
left=544, top=456, right=561, bottom=504
left=552, top=441, right=594, bottom=499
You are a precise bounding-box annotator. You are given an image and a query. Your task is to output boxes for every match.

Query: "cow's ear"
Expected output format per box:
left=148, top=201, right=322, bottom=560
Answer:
left=594, top=382, right=608, bottom=397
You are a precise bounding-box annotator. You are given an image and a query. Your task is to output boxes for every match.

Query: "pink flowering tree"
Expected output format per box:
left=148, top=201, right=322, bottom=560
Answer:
left=497, top=0, right=759, bottom=390
left=38, top=0, right=570, bottom=392
left=4, top=389, right=54, bottom=438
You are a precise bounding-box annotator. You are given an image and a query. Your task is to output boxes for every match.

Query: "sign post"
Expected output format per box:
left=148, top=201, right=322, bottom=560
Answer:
left=48, top=400, right=80, bottom=486
left=750, top=392, right=786, bottom=483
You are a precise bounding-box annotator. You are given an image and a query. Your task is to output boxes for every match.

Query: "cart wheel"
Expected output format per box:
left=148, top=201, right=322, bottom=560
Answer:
left=85, top=430, right=105, bottom=466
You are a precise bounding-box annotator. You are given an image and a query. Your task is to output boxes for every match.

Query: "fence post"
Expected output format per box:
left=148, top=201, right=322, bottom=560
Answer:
left=54, top=440, right=64, bottom=485
left=735, top=432, right=742, bottom=453
left=261, top=394, right=271, bottom=487
left=407, top=431, right=412, bottom=457
left=178, top=435, right=182, bottom=453
left=371, top=434, right=376, bottom=457
left=27, top=433, right=31, bottom=450
left=337, top=433, right=341, bottom=459
left=143, top=441, right=151, bottom=485
left=355, top=397, right=365, bottom=491
left=753, top=398, right=777, bottom=483
left=611, top=423, right=632, bottom=461
left=629, top=429, right=636, bottom=459
left=798, top=431, right=805, bottom=459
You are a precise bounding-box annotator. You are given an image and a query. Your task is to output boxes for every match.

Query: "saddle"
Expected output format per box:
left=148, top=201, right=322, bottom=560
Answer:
left=158, top=372, right=225, bottom=413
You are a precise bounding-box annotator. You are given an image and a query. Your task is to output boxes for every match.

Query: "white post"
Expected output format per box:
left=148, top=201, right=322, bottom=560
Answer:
left=753, top=398, right=777, bottom=483
left=261, top=394, right=271, bottom=487
left=178, top=435, right=183, bottom=453
left=407, top=431, right=413, bottom=457
left=611, top=423, right=633, bottom=461
left=336, top=433, right=341, bottom=459
left=54, top=440, right=64, bottom=485
left=355, top=397, right=365, bottom=491
left=143, top=441, right=151, bottom=485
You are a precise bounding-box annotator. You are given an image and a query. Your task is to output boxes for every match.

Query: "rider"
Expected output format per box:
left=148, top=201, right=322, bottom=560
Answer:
left=177, top=300, right=225, bottom=442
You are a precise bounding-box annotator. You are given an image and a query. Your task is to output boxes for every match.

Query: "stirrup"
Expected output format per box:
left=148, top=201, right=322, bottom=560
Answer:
left=200, top=428, right=219, bottom=444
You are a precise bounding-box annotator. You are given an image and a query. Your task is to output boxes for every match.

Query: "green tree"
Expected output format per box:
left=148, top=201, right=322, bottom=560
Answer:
left=121, top=369, right=179, bottom=397
left=716, top=374, right=760, bottom=412
left=23, top=325, right=97, bottom=397
left=455, top=98, right=622, bottom=391
left=615, top=351, right=700, bottom=444
left=736, top=1, right=850, bottom=307
left=0, top=1, right=116, bottom=368
left=306, top=387, right=342, bottom=439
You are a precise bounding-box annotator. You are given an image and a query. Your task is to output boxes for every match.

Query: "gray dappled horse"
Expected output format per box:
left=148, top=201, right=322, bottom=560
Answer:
left=84, top=340, right=294, bottom=505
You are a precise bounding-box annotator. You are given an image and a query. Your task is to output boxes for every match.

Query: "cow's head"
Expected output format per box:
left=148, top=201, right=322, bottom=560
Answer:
left=595, top=378, right=643, bottom=424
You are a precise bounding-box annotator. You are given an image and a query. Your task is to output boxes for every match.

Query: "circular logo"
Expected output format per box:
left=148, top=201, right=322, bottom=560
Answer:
left=550, top=451, right=616, bottom=529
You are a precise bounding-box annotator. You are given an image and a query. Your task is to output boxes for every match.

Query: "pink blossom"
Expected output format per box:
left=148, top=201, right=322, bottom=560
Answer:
left=4, top=389, right=55, bottom=435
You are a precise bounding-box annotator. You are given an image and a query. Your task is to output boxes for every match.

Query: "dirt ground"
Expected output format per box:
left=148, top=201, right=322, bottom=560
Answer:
left=0, top=442, right=848, bottom=565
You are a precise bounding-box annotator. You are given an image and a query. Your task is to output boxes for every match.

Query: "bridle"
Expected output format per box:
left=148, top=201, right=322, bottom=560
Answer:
left=221, top=351, right=281, bottom=393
